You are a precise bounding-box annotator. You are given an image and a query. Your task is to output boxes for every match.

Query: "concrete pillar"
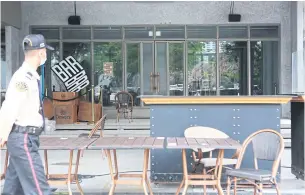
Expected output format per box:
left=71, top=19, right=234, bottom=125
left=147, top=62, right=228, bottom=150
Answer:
left=5, top=26, right=20, bottom=88
left=291, top=1, right=304, bottom=93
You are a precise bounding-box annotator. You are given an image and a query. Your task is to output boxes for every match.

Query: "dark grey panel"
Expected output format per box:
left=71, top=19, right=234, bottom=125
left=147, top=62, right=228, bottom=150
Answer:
left=291, top=102, right=304, bottom=180
left=150, top=104, right=281, bottom=183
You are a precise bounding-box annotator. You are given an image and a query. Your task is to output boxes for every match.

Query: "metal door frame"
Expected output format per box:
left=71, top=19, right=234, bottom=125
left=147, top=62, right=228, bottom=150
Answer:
left=155, top=41, right=186, bottom=96
left=124, top=41, right=186, bottom=107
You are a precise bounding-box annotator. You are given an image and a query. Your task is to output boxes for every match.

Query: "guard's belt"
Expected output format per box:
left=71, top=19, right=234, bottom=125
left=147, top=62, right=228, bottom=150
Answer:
left=12, top=124, right=43, bottom=136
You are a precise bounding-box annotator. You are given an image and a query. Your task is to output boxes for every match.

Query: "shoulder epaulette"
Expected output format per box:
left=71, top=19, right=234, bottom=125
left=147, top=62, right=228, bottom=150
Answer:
left=25, top=72, right=33, bottom=80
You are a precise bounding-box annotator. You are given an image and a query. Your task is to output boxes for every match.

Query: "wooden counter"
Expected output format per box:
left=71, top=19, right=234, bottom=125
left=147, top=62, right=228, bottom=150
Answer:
left=141, top=95, right=291, bottom=104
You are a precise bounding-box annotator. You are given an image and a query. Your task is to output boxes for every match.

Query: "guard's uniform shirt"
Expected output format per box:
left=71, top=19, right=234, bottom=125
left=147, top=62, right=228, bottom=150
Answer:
left=0, top=62, right=43, bottom=141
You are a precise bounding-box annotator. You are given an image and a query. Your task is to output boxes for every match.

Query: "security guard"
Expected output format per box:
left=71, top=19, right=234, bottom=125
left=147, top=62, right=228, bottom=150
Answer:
left=0, top=34, right=53, bottom=195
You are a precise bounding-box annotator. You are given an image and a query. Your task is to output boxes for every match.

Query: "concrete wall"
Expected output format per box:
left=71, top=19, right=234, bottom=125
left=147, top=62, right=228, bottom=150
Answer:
left=20, top=1, right=292, bottom=117
left=5, top=26, right=20, bottom=88
left=1, top=1, right=21, bottom=29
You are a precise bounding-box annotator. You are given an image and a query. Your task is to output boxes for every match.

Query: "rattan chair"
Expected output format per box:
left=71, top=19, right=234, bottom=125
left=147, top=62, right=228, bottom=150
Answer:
left=226, top=129, right=284, bottom=195
left=114, top=91, right=133, bottom=123
left=184, top=126, right=239, bottom=195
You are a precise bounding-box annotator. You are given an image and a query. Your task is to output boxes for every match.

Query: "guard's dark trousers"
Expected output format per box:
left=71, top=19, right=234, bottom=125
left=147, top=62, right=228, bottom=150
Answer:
left=2, top=131, right=51, bottom=195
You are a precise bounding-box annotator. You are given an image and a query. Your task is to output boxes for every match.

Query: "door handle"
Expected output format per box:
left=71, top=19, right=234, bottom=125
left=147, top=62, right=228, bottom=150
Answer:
left=156, top=72, right=160, bottom=93
left=150, top=72, right=154, bottom=92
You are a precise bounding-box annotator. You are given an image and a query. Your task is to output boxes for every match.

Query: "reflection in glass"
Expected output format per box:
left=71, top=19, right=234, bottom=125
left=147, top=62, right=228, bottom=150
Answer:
left=142, top=43, right=154, bottom=96
left=155, top=43, right=167, bottom=95
left=219, top=41, right=247, bottom=95
left=126, top=43, right=141, bottom=106
left=169, top=43, right=184, bottom=96
left=187, top=41, right=216, bottom=96
left=94, top=42, right=123, bottom=106
left=251, top=41, right=278, bottom=95
left=45, top=42, right=60, bottom=95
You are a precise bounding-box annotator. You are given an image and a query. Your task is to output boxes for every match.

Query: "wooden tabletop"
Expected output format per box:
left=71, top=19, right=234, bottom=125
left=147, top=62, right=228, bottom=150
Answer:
left=166, top=137, right=241, bottom=149
left=88, top=137, right=165, bottom=150
left=39, top=137, right=97, bottom=150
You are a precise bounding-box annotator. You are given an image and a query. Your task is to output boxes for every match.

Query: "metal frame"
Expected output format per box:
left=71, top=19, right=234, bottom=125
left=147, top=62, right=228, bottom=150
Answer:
left=30, top=24, right=281, bottom=101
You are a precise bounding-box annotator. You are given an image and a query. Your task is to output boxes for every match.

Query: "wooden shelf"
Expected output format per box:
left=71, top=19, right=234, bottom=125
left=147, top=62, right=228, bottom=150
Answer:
left=141, top=96, right=292, bottom=105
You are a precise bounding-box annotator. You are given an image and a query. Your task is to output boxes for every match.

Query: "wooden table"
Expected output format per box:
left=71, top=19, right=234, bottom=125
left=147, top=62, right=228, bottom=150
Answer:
left=40, top=137, right=97, bottom=195
left=166, top=137, right=241, bottom=195
left=88, top=137, right=165, bottom=195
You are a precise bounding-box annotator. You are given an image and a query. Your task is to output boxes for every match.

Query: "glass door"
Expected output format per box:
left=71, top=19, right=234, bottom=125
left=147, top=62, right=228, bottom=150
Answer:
left=168, top=42, right=185, bottom=96
left=126, top=41, right=185, bottom=106
left=153, top=41, right=185, bottom=96
left=155, top=42, right=168, bottom=96
left=126, top=42, right=141, bottom=106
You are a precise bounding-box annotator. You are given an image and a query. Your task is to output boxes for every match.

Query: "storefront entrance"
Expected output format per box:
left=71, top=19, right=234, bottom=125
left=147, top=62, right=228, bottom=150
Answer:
left=32, top=25, right=280, bottom=119
left=126, top=41, right=185, bottom=106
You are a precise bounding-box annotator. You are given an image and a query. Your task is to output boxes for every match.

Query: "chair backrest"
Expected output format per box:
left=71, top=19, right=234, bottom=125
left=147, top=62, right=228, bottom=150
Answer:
left=115, top=91, right=133, bottom=105
left=88, top=114, right=107, bottom=138
left=184, top=126, right=229, bottom=153
left=236, top=129, right=284, bottom=177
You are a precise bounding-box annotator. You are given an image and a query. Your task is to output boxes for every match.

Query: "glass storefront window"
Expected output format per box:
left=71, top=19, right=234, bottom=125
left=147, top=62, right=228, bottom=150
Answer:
left=187, top=41, right=216, bottom=96
left=155, top=26, right=185, bottom=39
left=62, top=27, right=91, bottom=40
left=61, top=43, right=91, bottom=99
left=45, top=42, right=60, bottom=95
left=32, top=27, right=60, bottom=40
left=169, top=43, right=184, bottom=96
left=126, top=43, right=141, bottom=105
left=94, top=42, right=123, bottom=106
left=124, top=26, right=154, bottom=39
left=219, top=41, right=248, bottom=95
left=31, top=25, right=281, bottom=101
left=187, top=26, right=217, bottom=39
left=250, top=26, right=279, bottom=38
left=251, top=41, right=279, bottom=95
left=219, top=26, right=248, bottom=39
left=93, top=27, right=122, bottom=40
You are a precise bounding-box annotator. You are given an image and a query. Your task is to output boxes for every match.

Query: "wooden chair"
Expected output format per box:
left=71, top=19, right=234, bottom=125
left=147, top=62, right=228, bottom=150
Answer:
left=184, top=126, right=239, bottom=195
left=226, top=129, right=284, bottom=195
left=78, top=114, right=107, bottom=157
left=78, top=114, right=107, bottom=138
left=114, top=91, right=133, bottom=123
left=42, top=115, right=107, bottom=195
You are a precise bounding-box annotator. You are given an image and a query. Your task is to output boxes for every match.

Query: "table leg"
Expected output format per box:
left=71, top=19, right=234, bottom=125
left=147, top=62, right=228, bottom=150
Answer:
left=141, top=149, right=149, bottom=195
left=74, top=150, right=84, bottom=195
left=106, top=149, right=116, bottom=195
left=44, top=150, right=49, bottom=177
left=67, top=150, right=74, bottom=195
left=181, top=149, right=189, bottom=195
left=215, top=149, right=225, bottom=195
left=113, top=150, right=119, bottom=180
left=143, top=149, right=153, bottom=195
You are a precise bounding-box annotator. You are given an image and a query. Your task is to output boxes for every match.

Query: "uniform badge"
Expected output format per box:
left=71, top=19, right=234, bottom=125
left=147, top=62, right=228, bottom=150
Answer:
left=15, top=82, right=28, bottom=92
